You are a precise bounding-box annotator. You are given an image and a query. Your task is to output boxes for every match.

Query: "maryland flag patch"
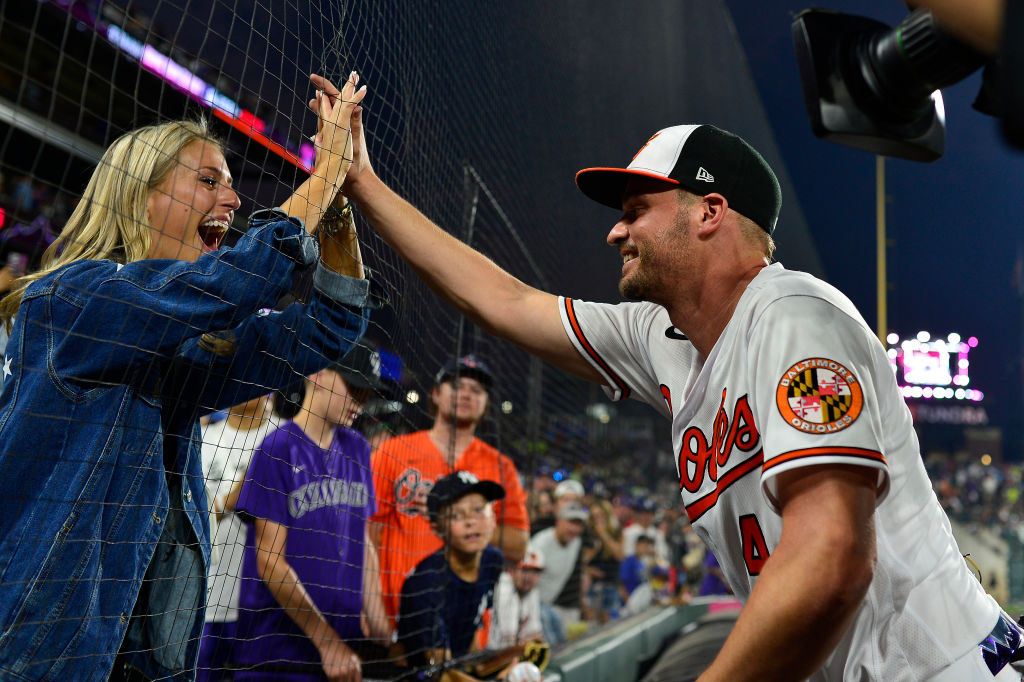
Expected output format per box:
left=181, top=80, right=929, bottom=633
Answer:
left=775, top=358, right=863, bottom=434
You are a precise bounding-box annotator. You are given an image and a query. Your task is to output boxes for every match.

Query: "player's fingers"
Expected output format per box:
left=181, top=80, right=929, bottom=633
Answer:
left=310, top=73, right=343, bottom=101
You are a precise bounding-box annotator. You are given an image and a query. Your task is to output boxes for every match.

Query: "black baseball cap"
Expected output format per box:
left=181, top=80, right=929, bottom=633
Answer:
left=434, top=354, right=494, bottom=390
left=575, top=124, right=782, bottom=234
left=330, top=343, right=387, bottom=392
left=427, top=471, right=506, bottom=519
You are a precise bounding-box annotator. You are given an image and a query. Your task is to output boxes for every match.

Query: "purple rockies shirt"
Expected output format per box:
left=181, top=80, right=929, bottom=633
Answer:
left=234, top=421, right=375, bottom=669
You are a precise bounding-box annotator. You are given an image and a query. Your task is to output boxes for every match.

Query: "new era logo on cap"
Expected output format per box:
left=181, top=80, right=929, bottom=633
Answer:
left=575, top=124, right=782, bottom=234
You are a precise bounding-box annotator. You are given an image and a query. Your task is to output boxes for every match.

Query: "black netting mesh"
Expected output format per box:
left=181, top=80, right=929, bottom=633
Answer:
left=0, top=1, right=819, bottom=675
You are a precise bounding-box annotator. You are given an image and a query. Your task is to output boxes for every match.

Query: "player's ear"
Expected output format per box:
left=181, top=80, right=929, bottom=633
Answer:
left=697, top=193, right=728, bottom=236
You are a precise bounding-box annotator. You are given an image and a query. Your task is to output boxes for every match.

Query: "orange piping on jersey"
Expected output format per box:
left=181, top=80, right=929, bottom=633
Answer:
left=762, top=447, right=887, bottom=474
left=684, top=449, right=764, bottom=523
left=564, top=298, right=631, bottom=400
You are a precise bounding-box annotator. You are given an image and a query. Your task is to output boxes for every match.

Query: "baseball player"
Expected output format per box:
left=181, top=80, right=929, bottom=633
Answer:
left=334, top=96, right=1022, bottom=681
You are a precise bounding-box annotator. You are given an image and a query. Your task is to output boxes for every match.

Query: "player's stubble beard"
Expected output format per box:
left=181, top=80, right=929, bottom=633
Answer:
left=618, top=205, right=691, bottom=303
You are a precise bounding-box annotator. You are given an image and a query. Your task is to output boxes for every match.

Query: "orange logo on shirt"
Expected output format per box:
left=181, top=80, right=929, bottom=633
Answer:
left=776, top=358, right=863, bottom=434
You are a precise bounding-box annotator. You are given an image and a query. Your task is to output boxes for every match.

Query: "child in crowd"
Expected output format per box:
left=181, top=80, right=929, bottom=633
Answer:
left=233, top=344, right=391, bottom=681
left=398, top=471, right=506, bottom=677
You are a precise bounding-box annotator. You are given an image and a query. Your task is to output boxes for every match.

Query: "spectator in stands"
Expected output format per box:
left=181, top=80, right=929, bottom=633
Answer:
left=622, top=497, right=669, bottom=562
left=371, top=355, right=530, bottom=626
left=0, top=73, right=371, bottom=682
left=234, top=344, right=391, bottom=682
left=660, top=507, right=691, bottom=597
left=531, top=504, right=588, bottom=645
left=398, top=471, right=506, bottom=673
left=584, top=497, right=625, bottom=623
left=488, top=543, right=547, bottom=651
left=699, top=550, right=733, bottom=597
left=619, top=534, right=657, bottom=603
left=612, top=493, right=635, bottom=529
left=197, top=393, right=278, bottom=682
left=555, top=478, right=585, bottom=507
left=528, top=487, right=555, bottom=535
left=532, top=478, right=584, bottom=534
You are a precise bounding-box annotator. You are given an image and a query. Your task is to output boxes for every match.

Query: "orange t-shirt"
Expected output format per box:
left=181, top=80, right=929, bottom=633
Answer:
left=370, top=430, right=529, bottom=624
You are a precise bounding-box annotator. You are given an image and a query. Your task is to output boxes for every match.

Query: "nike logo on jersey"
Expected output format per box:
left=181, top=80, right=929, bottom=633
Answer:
left=665, top=326, right=688, bottom=341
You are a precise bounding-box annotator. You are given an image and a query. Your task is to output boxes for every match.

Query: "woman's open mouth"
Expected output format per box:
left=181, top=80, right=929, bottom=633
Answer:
left=198, top=219, right=230, bottom=251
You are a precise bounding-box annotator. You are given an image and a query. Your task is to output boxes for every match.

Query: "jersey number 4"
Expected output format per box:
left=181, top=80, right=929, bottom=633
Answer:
left=739, top=514, right=769, bottom=575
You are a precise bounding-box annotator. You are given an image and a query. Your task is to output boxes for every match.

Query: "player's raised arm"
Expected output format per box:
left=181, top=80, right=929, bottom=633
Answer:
left=279, top=72, right=367, bottom=235
left=342, top=109, right=603, bottom=385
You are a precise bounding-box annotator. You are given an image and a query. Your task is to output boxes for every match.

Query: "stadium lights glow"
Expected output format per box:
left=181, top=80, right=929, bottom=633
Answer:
left=887, top=331, right=983, bottom=402
left=103, top=24, right=315, bottom=172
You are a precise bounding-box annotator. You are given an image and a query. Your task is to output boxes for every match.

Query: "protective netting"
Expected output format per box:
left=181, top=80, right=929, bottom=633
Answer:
left=0, top=2, right=681, bottom=680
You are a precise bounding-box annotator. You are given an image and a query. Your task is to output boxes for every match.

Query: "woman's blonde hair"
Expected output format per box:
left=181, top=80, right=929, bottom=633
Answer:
left=0, top=119, right=223, bottom=332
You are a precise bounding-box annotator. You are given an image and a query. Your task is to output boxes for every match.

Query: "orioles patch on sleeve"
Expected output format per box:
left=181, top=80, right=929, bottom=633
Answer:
left=775, top=358, right=863, bottom=434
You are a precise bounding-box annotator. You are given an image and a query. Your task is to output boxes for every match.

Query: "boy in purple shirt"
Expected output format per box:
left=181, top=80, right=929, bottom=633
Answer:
left=234, top=344, right=391, bottom=681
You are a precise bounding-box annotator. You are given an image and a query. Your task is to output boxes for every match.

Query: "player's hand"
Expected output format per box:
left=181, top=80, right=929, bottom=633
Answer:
left=317, top=637, right=363, bottom=682
left=308, top=72, right=367, bottom=186
left=341, top=102, right=375, bottom=195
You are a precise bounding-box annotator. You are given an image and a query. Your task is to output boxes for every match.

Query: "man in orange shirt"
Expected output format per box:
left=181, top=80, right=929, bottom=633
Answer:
left=371, top=354, right=530, bottom=625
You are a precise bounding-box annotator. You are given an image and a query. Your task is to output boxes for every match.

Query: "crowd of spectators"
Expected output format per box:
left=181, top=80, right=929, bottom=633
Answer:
left=926, top=455, right=1024, bottom=543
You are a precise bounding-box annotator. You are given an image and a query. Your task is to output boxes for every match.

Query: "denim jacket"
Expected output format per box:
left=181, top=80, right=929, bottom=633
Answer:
left=0, top=209, right=376, bottom=681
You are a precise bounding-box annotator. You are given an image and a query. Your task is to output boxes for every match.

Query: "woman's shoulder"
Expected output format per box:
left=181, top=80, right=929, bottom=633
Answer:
left=26, top=259, right=118, bottom=291
left=21, top=259, right=119, bottom=304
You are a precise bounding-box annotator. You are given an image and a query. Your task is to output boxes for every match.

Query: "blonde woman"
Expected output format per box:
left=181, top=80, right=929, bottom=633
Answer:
left=0, top=73, right=370, bottom=682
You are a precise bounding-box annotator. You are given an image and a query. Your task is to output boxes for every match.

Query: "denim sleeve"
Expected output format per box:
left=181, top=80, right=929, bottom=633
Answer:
left=163, top=287, right=371, bottom=414
left=37, top=209, right=309, bottom=381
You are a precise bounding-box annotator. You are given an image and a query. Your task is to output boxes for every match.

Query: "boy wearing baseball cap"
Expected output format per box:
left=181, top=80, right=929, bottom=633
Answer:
left=397, top=471, right=506, bottom=676
left=371, top=354, right=530, bottom=628
left=232, top=344, right=391, bottom=681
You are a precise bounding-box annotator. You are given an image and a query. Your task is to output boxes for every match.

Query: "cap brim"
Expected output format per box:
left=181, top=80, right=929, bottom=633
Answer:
left=471, top=480, right=506, bottom=503
left=575, top=167, right=680, bottom=209
left=332, top=366, right=387, bottom=392
left=436, top=368, right=493, bottom=390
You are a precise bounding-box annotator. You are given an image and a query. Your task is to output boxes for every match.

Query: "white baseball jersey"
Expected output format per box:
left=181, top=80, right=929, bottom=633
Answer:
left=559, top=262, right=1001, bottom=681
left=488, top=571, right=543, bottom=649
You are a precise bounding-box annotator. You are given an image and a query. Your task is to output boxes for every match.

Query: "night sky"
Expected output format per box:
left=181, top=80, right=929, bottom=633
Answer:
left=725, top=0, right=1024, bottom=452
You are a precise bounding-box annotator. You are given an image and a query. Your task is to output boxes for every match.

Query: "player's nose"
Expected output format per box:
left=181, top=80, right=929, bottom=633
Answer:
left=607, top=220, right=628, bottom=246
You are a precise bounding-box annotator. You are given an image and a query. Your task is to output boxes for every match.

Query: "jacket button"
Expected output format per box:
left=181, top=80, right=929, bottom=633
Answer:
left=184, top=490, right=192, bottom=502
left=152, top=513, right=162, bottom=524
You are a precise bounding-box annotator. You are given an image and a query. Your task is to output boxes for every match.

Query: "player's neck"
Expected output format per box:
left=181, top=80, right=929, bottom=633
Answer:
left=666, top=260, right=766, bottom=357
left=294, top=405, right=338, bottom=450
